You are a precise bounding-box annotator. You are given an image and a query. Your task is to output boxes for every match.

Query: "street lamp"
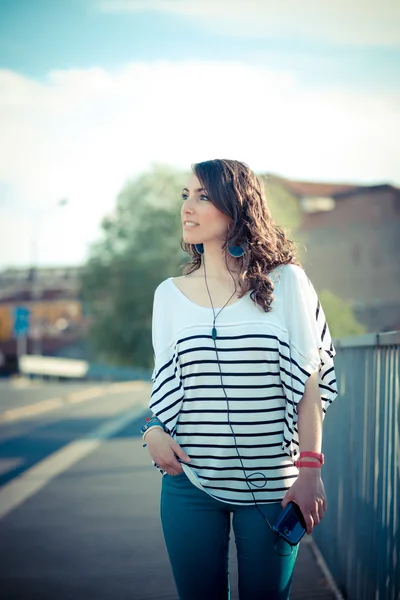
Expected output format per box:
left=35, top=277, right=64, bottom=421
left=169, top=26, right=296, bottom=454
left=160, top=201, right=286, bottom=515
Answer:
left=29, top=198, right=70, bottom=355
left=30, top=198, right=70, bottom=269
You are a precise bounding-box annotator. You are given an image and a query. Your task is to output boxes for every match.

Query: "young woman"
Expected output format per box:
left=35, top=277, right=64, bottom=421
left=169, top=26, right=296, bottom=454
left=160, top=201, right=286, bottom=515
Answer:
left=142, top=159, right=338, bottom=600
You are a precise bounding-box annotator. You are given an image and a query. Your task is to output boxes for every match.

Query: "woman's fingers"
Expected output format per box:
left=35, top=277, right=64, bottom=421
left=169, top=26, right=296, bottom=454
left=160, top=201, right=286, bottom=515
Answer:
left=156, top=459, right=183, bottom=474
left=304, top=499, right=326, bottom=533
left=160, top=441, right=191, bottom=473
left=304, top=513, right=314, bottom=535
left=165, top=459, right=185, bottom=474
left=170, top=440, right=191, bottom=463
left=158, top=454, right=186, bottom=475
left=166, top=468, right=184, bottom=476
left=311, top=509, right=320, bottom=527
left=318, top=498, right=326, bottom=520
left=147, top=431, right=190, bottom=474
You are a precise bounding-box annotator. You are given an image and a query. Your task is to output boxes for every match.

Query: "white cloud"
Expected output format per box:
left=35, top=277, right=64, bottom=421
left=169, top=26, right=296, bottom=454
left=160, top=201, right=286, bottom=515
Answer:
left=98, top=0, right=400, bottom=47
left=0, top=60, right=399, bottom=269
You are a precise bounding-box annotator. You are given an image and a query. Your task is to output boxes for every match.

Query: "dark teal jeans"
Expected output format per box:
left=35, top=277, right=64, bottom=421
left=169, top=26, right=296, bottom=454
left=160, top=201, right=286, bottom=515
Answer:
left=160, top=471, right=299, bottom=600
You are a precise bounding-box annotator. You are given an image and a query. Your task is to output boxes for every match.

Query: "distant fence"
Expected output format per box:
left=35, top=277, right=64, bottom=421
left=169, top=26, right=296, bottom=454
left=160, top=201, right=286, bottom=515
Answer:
left=313, top=331, right=400, bottom=600
left=18, top=354, right=152, bottom=382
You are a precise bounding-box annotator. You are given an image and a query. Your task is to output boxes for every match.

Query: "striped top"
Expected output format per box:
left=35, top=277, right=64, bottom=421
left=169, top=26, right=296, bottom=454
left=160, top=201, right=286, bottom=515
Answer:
left=149, top=264, right=338, bottom=505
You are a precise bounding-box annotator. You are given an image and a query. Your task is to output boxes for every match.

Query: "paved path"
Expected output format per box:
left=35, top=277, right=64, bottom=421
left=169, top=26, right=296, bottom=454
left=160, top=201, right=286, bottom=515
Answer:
left=0, top=382, right=341, bottom=599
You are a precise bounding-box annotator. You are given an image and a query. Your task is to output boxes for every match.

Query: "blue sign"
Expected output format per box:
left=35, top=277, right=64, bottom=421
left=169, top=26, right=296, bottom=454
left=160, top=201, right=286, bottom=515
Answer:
left=13, top=306, right=30, bottom=337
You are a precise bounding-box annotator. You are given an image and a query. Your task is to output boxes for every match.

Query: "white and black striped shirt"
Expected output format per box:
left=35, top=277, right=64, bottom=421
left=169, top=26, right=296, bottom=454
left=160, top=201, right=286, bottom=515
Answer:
left=149, top=264, right=337, bottom=505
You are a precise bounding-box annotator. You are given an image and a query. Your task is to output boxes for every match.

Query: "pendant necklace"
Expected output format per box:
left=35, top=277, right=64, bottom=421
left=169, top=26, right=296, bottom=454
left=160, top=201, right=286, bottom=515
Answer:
left=203, top=257, right=238, bottom=340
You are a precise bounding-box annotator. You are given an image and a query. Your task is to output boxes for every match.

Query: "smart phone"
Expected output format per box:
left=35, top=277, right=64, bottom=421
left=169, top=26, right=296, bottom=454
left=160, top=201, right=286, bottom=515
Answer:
left=272, top=501, right=307, bottom=546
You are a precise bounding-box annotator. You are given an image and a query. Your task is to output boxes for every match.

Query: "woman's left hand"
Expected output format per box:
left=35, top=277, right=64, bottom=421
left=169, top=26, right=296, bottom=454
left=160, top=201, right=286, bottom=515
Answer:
left=281, top=469, right=327, bottom=535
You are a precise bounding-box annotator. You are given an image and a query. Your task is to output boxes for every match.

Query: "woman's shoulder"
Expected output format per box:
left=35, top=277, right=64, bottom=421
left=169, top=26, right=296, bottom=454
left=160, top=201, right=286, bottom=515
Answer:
left=154, top=276, right=196, bottom=297
left=154, top=277, right=173, bottom=297
left=153, top=277, right=195, bottom=312
left=269, top=263, right=307, bottom=286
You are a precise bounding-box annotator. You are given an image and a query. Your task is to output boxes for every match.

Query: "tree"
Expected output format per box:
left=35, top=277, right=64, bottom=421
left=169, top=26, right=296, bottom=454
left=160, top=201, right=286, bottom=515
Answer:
left=264, top=174, right=308, bottom=263
left=80, top=164, right=189, bottom=368
left=317, top=290, right=367, bottom=339
left=264, top=174, right=302, bottom=232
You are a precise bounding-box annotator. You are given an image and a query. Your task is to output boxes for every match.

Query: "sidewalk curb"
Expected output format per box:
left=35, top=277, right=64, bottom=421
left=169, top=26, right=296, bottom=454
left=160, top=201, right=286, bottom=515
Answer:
left=307, top=537, right=345, bottom=600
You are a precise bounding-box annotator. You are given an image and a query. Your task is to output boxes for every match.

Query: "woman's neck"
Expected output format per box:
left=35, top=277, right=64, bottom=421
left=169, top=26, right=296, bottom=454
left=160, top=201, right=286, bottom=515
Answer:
left=198, top=254, right=241, bottom=284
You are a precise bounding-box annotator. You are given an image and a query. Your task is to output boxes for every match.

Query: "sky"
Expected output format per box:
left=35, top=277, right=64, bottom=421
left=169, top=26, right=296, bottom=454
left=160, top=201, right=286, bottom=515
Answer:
left=0, top=0, right=399, bottom=270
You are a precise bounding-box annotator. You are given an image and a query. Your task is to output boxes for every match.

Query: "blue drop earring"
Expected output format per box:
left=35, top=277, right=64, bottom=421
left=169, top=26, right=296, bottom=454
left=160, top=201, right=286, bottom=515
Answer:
left=194, top=243, right=245, bottom=257
left=227, top=244, right=245, bottom=258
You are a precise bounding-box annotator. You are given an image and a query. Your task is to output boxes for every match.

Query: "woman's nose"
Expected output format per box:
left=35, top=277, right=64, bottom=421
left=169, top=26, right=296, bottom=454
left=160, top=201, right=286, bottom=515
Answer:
left=182, top=201, right=195, bottom=214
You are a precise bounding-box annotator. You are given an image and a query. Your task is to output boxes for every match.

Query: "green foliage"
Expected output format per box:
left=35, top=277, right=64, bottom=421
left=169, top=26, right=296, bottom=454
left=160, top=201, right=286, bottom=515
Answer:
left=80, top=164, right=189, bottom=368
left=318, top=289, right=367, bottom=339
left=263, top=175, right=307, bottom=259
left=263, top=175, right=302, bottom=231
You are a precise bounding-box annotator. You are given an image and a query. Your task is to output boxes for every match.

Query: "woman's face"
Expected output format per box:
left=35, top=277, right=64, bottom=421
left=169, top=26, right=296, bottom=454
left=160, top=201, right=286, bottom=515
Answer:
left=181, top=173, right=232, bottom=247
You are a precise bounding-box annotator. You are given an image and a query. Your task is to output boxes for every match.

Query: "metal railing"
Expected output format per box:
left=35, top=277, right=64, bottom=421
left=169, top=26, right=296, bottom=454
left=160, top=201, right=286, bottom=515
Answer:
left=313, top=331, right=400, bottom=600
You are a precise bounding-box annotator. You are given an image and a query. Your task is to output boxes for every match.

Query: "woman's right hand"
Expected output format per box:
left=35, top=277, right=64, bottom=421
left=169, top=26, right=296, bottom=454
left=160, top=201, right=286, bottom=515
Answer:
left=145, top=428, right=191, bottom=475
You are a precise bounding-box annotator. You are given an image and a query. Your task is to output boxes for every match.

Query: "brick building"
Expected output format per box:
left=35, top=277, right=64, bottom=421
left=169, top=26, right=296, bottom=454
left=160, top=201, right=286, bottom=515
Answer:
left=277, top=179, right=400, bottom=332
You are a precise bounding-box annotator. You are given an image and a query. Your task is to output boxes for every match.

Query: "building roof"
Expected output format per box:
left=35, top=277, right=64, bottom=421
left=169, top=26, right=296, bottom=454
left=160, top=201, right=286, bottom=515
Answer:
left=278, top=179, right=360, bottom=198
left=0, top=266, right=82, bottom=303
left=269, top=175, right=399, bottom=200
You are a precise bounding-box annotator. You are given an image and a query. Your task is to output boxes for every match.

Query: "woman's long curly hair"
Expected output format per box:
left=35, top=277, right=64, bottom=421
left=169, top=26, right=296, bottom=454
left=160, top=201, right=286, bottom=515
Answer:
left=180, top=159, right=301, bottom=313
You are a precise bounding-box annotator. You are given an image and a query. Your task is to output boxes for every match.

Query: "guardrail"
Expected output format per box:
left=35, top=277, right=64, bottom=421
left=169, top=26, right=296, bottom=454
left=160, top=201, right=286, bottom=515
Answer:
left=313, top=331, right=400, bottom=600
left=19, top=355, right=88, bottom=378
left=18, top=354, right=152, bottom=382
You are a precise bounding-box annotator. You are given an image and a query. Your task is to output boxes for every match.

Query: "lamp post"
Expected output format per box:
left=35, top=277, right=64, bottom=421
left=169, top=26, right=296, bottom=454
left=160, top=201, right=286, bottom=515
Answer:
left=29, top=198, right=70, bottom=355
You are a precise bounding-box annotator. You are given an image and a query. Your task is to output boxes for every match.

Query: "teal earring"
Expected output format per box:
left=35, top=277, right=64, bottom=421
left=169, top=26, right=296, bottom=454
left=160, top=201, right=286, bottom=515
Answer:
left=195, top=243, right=245, bottom=257
left=227, top=244, right=245, bottom=258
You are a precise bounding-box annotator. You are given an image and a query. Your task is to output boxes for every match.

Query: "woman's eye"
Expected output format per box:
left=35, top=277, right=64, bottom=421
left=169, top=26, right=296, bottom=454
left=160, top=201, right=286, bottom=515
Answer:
left=180, top=193, right=209, bottom=202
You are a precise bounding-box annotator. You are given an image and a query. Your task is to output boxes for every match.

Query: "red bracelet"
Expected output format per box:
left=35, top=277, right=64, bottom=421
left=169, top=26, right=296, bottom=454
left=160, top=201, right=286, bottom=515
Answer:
left=295, top=460, right=322, bottom=468
left=299, top=451, right=324, bottom=465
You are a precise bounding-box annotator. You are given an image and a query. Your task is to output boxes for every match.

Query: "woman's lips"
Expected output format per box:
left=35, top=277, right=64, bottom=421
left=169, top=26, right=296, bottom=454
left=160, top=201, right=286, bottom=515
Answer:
left=183, top=222, right=199, bottom=228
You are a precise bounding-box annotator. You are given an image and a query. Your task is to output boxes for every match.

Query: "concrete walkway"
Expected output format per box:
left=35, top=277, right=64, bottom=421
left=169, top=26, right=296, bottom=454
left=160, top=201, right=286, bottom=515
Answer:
left=0, top=386, right=342, bottom=599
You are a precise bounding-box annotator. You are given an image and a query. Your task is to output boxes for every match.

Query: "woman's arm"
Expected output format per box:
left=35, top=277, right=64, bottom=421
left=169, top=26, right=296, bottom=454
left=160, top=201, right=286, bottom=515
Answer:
left=297, top=370, right=323, bottom=461
left=281, top=370, right=327, bottom=534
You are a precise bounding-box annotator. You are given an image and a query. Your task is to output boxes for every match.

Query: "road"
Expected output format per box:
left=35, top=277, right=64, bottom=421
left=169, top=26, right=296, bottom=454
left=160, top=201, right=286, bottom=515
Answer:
left=0, top=378, right=340, bottom=600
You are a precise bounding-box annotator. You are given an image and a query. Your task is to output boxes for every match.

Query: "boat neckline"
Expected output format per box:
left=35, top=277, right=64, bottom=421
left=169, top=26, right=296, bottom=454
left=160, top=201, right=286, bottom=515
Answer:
left=167, top=277, right=250, bottom=311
